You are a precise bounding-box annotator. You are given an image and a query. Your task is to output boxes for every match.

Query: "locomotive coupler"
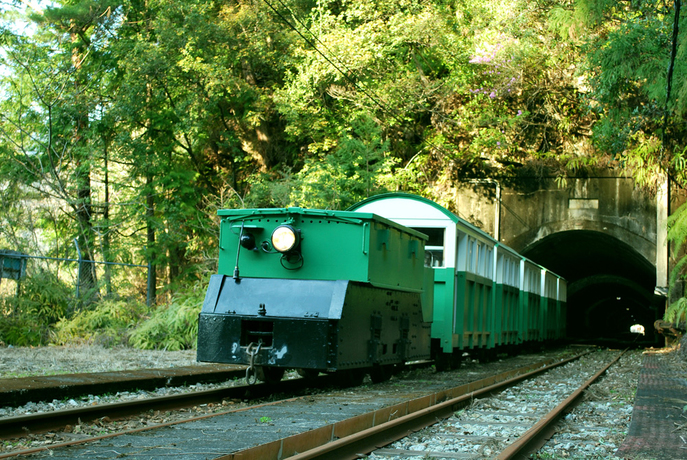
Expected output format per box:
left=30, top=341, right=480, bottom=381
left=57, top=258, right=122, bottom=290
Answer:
left=245, top=341, right=262, bottom=385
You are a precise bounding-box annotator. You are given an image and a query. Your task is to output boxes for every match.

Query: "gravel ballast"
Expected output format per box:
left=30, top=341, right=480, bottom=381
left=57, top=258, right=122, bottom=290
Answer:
left=0, top=345, right=655, bottom=458
left=368, top=349, right=641, bottom=459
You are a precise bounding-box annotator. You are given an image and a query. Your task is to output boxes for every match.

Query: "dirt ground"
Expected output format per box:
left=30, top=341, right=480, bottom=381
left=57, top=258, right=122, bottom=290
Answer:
left=0, top=345, right=201, bottom=379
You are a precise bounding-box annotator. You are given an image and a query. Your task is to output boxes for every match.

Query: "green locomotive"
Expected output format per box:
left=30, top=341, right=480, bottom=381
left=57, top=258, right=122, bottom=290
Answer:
left=197, top=194, right=566, bottom=383
left=196, top=207, right=433, bottom=383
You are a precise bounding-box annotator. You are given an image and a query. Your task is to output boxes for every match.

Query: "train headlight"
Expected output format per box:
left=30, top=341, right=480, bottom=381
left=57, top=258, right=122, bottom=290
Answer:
left=271, top=225, right=300, bottom=253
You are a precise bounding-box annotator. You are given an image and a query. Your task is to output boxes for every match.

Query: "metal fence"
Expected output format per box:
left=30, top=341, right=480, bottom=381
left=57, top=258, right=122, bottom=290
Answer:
left=0, top=241, right=153, bottom=307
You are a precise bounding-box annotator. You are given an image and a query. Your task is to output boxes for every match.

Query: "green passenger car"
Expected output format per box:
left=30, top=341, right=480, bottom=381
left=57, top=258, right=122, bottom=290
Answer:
left=349, top=193, right=567, bottom=368
left=494, top=245, right=521, bottom=349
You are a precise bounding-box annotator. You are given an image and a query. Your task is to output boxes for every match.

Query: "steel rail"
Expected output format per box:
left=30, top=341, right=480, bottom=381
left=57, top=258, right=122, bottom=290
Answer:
left=0, top=365, right=245, bottom=407
left=0, top=396, right=301, bottom=460
left=496, top=349, right=627, bottom=459
left=216, top=350, right=592, bottom=460
left=0, top=374, right=314, bottom=440
left=0, top=361, right=432, bottom=441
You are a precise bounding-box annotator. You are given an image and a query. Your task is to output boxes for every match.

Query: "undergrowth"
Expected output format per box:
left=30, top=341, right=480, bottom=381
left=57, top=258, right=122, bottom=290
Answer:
left=128, top=280, right=205, bottom=351
left=52, top=299, right=148, bottom=347
left=0, top=270, right=73, bottom=346
left=1, top=275, right=206, bottom=350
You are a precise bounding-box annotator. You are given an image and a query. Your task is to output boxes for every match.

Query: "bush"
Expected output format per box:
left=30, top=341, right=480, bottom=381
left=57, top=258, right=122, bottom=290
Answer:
left=0, top=270, right=73, bottom=346
left=128, top=280, right=206, bottom=351
left=666, top=203, right=687, bottom=324
left=0, top=314, right=50, bottom=347
left=52, top=299, right=149, bottom=347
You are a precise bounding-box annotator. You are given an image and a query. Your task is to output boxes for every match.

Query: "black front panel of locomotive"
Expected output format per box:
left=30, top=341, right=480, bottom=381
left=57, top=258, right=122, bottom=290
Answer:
left=197, top=313, right=333, bottom=370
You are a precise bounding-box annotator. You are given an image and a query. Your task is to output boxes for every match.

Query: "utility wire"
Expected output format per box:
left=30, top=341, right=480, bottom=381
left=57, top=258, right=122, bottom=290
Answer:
left=261, top=0, right=402, bottom=122
left=262, top=0, right=465, bottom=184
left=262, top=0, right=546, bottom=239
left=661, top=0, right=681, bottom=161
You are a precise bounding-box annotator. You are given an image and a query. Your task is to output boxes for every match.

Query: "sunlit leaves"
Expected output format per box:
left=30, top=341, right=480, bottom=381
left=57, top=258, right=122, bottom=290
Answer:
left=579, top=0, right=686, bottom=179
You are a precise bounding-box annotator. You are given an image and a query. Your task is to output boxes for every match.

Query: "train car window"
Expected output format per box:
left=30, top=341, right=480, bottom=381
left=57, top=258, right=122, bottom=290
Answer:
left=485, top=245, right=493, bottom=277
left=469, top=238, right=478, bottom=273
left=424, top=249, right=444, bottom=267
left=412, top=227, right=444, bottom=246
left=498, top=252, right=519, bottom=286
left=477, top=242, right=484, bottom=275
left=456, top=232, right=467, bottom=271
left=558, top=279, right=567, bottom=300
left=524, top=265, right=540, bottom=294
left=412, top=227, right=446, bottom=268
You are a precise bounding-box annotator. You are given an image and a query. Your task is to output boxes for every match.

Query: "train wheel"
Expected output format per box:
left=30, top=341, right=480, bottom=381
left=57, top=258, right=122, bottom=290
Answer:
left=336, top=369, right=365, bottom=387
left=297, top=368, right=320, bottom=380
left=370, top=364, right=393, bottom=383
left=256, top=366, right=285, bottom=384
left=450, top=349, right=463, bottom=369
left=435, top=352, right=451, bottom=372
left=506, top=345, right=520, bottom=357
left=476, top=348, right=494, bottom=363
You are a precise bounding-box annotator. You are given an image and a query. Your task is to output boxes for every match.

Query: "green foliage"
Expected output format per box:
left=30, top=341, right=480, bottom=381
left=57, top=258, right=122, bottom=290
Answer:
left=0, top=314, right=50, bottom=347
left=52, top=299, right=148, bottom=347
left=580, top=0, right=687, bottom=183
left=668, top=202, right=687, bottom=280
left=18, top=270, right=73, bottom=320
left=128, top=281, right=206, bottom=351
left=666, top=202, right=687, bottom=323
left=665, top=298, right=687, bottom=324
left=246, top=114, right=404, bottom=209
left=0, top=270, right=73, bottom=346
left=288, top=114, right=398, bottom=209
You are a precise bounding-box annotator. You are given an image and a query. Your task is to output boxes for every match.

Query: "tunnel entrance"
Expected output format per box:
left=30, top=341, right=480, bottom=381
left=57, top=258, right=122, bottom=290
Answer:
left=521, top=230, right=663, bottom=346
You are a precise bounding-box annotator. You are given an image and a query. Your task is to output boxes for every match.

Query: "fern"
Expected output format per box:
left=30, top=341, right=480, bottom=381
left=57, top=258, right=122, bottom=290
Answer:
left=666, top=202, right=687, bottom=322
left=0, top=270, right=73, bottom=346
left=52, top=299, right=148, bottom=347
left=665, top=298, right=687, bottom=324
left=0, top=315, right=49, bottom=346
left=128, top=280, right=205, bottom=351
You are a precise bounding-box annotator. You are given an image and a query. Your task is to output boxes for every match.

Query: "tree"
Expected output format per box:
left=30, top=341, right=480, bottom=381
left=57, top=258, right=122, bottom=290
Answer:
left=0, top=0, right=123, bottom=304
left=563, top=0, right=687, bottom=187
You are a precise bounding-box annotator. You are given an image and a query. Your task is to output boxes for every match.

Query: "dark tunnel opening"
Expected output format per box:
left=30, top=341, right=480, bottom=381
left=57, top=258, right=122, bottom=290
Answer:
left=521, top=230, right=664, bottom=346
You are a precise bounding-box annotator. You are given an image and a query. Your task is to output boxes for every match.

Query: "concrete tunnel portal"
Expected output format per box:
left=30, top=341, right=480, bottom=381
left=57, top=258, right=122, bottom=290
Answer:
left=520, top=230, right=663, bottom=346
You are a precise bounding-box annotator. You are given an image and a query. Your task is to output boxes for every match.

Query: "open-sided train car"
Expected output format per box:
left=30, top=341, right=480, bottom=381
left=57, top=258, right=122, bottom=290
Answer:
left=196, top=207, right=433, bottom=383
left=348, top=193, right=567, bottom=368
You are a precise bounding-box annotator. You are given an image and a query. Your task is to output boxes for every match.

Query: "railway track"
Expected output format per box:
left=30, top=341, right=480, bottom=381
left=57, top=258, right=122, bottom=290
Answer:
left=0, top=364, right=246, bottom=408
left=0, top=347, right=599, bottom=459
left=217, top=348, right=623, bottom=460
left=367, top=349, right=626, bottom=459
left=0, top=375, right=314, bottom=440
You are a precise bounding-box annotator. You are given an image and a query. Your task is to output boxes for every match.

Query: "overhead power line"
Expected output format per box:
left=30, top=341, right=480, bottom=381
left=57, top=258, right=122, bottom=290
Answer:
left=261, top=0, right=401, bottom=121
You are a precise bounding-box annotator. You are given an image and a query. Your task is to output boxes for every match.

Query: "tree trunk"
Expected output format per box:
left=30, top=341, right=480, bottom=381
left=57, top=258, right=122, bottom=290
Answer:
left=76, top=161, right=98, bottom=304
left=102, top=139, right=113, bottom=297
left=146, top=174, right=157, bottom=306
left=72, top=29, right=98, bottom=304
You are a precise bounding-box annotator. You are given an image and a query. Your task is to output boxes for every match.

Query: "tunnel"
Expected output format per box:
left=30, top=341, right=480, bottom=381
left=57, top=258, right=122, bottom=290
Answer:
left=521, top=230, right=664, bottom=346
